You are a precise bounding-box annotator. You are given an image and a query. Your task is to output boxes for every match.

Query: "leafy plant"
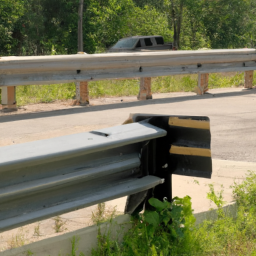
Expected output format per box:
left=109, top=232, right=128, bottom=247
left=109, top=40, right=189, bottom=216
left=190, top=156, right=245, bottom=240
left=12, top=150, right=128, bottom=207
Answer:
left=92, top=196, right=197, bottom=256
left=232, top=171, right=256, bottom=213
left=207, top=184, right=226, bottom=209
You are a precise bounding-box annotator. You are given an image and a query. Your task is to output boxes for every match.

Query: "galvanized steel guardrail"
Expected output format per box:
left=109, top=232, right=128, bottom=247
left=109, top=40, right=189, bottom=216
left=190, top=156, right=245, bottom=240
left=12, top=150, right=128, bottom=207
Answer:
left=0, top=49, right=255, bottom=86
left=0, top=49, right=256, bottom=108
left=0, top=114, right=212, bottom=232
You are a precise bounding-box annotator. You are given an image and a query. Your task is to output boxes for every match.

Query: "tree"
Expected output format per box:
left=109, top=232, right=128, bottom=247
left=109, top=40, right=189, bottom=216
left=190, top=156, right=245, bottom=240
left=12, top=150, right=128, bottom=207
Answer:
left=201, top=0, right=250, bottom=48
left=170, top=0, right=185, bottom=48
left=0, top=0, right=24, bottom=56
left=180, top=0, right=210, bottom=49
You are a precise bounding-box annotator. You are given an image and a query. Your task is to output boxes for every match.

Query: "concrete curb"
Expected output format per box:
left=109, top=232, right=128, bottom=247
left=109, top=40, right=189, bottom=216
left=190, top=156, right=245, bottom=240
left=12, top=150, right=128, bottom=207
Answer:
left=1, top=203, right=237, bottom=256
left=194, top=202, right=237, bottom=225
left=0, top=215, right=131, bottom=256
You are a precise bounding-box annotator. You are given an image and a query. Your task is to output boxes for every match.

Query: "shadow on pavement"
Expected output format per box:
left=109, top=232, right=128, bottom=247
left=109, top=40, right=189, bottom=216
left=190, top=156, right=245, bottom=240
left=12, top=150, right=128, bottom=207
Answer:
left=1, top=88, right=255, bottom=123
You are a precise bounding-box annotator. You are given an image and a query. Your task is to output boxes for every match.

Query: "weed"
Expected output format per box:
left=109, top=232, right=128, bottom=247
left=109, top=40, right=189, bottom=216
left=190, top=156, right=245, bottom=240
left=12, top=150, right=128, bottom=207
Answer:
left=193, top=180, right=199, bottom=185
left=68, top=236, right=85, bottom=256
left=23, top=250, right=34, bottom=256
left=7, top=228, right=26, bottom=249
left=33, top=222, right=41, bottom=237
left=91, top=203, right=117, bottom=225
left=232, top=170, right=256, bottom=212
left=52, top=216, right=67, bottom=233
left=92, top=196, right=197, bottom=256
left=89, top=171, right=256, bottom=256
left=91, top=203, right=124, bottom=256
left=207, top=184, right=226, bottom=208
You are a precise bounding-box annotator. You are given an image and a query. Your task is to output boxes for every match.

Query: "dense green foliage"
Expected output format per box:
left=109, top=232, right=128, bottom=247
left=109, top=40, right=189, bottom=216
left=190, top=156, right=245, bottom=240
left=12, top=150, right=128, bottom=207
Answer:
left=0, top=0, right=255, bottom=56
left=89, top=171, right=256, bottom=256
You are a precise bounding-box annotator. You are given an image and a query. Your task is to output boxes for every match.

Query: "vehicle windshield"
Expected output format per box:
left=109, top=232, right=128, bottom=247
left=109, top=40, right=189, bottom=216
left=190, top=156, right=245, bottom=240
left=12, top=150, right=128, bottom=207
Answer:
left=111, top=38, right=138, bottom=49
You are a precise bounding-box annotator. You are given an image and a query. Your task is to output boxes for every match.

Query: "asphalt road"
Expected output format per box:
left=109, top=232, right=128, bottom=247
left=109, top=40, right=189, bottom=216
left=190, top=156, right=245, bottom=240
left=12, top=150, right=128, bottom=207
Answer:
left=1, top=87, right=256, bottom=162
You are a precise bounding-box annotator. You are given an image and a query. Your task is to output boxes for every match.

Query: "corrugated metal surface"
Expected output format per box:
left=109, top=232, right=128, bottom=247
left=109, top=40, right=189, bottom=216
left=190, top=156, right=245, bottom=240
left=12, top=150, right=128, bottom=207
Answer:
left=0, top=122, right=166, bottom=232
left=0, top=49, right=256, bottom=86
left=0, top=115, right=213, bottom=231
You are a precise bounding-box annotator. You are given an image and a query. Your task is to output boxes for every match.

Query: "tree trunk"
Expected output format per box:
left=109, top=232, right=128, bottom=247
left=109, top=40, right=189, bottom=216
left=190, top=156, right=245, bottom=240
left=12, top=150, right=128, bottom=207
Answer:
left=170, top=0, right=184, bottom=49
left=171, top=0, right=177, bottom=48
left=176, top=1, right=183, bottom=48
left=78, top=0, right=84, bottom=52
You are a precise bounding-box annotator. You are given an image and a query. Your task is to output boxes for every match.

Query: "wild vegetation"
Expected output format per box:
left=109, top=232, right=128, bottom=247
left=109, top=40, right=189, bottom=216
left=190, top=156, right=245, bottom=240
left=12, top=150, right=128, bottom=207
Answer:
left=89, top=171, right=256, bottom=256
left=1, top=0, right=256, bottom=57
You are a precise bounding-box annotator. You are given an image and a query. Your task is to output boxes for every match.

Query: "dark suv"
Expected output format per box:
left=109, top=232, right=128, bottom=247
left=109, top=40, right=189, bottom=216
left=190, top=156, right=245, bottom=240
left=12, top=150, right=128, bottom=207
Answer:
left=108, top=36, right=173, bottom=52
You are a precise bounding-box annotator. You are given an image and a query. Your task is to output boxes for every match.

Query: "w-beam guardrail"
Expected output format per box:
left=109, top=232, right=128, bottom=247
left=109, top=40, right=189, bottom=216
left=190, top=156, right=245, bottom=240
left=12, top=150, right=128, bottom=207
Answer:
left=0, top=114, right=211, bottom=232
left=0, top=49, right=255, bottom=109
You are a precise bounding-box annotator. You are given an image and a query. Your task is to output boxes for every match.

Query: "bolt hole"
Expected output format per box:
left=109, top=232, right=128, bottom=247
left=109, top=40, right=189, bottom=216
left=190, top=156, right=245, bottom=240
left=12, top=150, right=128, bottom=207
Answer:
left=77, top=70, right=81, bottom=74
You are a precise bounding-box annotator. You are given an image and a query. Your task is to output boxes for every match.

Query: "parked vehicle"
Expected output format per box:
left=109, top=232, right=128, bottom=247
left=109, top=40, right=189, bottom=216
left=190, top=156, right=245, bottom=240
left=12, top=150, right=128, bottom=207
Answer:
left=108, top=35, right=173, bottom=52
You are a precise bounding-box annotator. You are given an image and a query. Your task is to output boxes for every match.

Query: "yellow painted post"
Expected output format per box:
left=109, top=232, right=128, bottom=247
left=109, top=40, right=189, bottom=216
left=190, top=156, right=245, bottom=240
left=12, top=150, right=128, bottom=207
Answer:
left=244, top=71, right=254, bottom=89
left=0, top=86, right=17, bottom=110
left=196, top=73, right=209, bottom=95
left=137, top=77, right=152, bottom=100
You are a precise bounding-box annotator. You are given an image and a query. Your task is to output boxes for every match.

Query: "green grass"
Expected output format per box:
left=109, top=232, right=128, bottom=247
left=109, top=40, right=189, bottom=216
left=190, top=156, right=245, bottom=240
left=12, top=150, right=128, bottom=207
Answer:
left=12, top=72, right=256, bottom=106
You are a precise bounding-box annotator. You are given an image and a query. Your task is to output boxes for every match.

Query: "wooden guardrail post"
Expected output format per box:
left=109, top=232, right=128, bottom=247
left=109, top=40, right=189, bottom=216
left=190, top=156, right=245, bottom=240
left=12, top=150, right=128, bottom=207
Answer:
left=196, top=73, right=209, bottom=95
left=244, top=71, right=254, bottom=89
left=72, top=52, right=90, bottom=106
left=137, top=77, right=152, bottom=100
left=0, top=86, right=17, bottom=110
left=75, top=81, right=89, bottom=105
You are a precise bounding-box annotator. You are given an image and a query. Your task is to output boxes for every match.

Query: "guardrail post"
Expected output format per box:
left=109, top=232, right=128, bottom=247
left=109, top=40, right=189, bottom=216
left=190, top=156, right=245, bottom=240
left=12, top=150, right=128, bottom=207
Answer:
left=75, top=81, right=89, bottom=105
left=196, top=73, right=209, bottom=95
left=137, top=77, right=152, bottom=100
left=0, top=86, right=17, bottom=110
left=244, top=71, right=254, bottom=89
